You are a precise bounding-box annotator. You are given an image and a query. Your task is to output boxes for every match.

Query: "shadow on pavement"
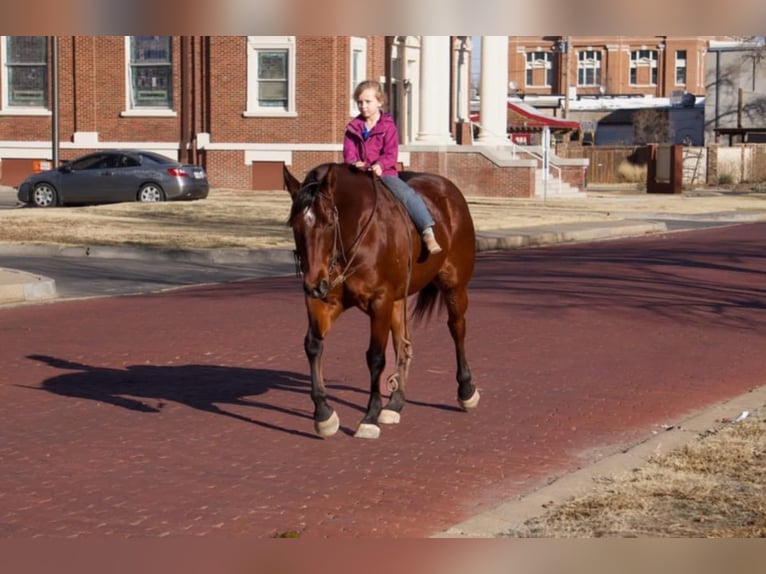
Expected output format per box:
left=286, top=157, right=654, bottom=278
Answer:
left=24, top=353, right=322, bottom=440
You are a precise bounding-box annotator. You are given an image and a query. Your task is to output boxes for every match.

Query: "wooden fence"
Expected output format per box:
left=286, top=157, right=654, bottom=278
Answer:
left=556, top=143, right=766, bottom=186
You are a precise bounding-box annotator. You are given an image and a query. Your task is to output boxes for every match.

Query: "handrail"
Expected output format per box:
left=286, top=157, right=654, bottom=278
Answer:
left=470, top=121, right=562, bottom=195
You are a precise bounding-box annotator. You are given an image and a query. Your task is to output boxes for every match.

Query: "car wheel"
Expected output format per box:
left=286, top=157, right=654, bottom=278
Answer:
left=137, top=183, right=165, bottom=202
left=32, top=183, right=59, bottom=208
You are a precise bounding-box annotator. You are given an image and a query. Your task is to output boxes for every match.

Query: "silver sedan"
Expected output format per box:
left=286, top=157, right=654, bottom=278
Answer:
left=16, top=150, right=209, bottom=207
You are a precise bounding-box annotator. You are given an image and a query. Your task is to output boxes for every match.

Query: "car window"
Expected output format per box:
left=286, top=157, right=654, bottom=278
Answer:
left=100, top=155, right=123, bottom=169
left=116, top=155, right=140, bottom=168
left=70, top=154, right=109, bottom=170
left=137, top=151, right=174, bottom=165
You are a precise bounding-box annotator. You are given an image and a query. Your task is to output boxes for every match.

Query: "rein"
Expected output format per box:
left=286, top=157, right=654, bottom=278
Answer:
left=326, top=175, right=379, bottom=289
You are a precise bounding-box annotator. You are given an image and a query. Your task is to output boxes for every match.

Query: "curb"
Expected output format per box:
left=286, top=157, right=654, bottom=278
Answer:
left=0, top=267, right=57, bottom=304
left=0, top=219, right=691, bottom=306
left=475, top=220, right=666, bottom=252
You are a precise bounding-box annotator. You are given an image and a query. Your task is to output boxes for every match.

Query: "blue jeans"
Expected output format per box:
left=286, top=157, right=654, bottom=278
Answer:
left=381, top=175, right=435, bottom=232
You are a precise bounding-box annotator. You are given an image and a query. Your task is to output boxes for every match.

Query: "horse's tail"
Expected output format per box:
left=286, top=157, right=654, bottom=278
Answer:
left=411, top=281, right=444, bottom=324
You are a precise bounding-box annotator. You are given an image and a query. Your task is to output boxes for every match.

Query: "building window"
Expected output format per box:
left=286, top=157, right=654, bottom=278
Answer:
left=128, top=36, right=172, bottom=109
left=630, top=49, right=658, bottom=86
left=246, top=36, right=296, bottom=116
left=525, top=51, right=552, bottom=87
left=577, top=50, right=602, bottom=86
left=2, top=36, right=48, bottom=109
left=350, top=37, right=368, bottom=115
left=675, top=50, right=687, bottom=85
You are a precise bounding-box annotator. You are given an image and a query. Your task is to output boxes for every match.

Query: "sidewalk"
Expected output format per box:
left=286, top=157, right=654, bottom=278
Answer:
left=2, top=183, right=766, bottom=305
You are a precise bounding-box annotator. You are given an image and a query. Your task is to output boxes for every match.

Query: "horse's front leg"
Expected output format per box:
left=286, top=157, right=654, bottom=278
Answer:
left=379, top=298, right=412, bottom=425
left=354, top=299, right=393, bottom=439
left=305, top=297, right=344, bottom=437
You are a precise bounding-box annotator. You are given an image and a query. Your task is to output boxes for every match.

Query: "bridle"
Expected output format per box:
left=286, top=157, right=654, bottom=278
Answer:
left=292, top=175, right=379, bottom=290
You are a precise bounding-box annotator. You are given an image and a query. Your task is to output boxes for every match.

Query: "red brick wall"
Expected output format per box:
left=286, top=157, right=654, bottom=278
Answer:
left=281, top=150, right=535, bottom=197
left=408, top=151, right=535, bottom=197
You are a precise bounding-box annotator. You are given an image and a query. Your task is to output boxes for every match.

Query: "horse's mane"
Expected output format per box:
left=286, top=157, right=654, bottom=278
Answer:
left=287, top=163, right=336, bottom=226
left=288, top=163, right=377, bottom=227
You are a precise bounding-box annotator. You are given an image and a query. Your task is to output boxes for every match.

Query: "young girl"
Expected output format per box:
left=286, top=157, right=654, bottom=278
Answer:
left=343, top=80, right=442, bottom=255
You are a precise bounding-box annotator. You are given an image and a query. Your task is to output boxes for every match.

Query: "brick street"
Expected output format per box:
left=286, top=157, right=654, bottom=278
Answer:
left=2, top=224, right=765, bottom=538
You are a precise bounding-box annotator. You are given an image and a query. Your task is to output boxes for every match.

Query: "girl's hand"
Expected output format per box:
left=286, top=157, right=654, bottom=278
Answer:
left=353, top=161, right=366, bottom=170
left=370, top=163, right=382, bottom=177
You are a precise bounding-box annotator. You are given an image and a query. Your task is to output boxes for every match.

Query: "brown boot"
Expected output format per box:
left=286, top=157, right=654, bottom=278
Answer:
left=422, top=228, right=442, bottom=254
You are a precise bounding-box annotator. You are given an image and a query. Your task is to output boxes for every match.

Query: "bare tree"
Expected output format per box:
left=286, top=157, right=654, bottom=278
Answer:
left=633, top=109, right=671, bottom=144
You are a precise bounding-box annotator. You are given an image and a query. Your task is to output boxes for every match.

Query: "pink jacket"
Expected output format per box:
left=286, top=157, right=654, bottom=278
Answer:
left=343, top=112, right=400, bottom=177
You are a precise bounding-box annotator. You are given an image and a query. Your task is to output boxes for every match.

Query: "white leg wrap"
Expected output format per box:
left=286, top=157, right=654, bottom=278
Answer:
left=314, top=411, right=340, bottom=437
left=459, top=389, right=480, bottom=410
left=378, top=409, right=401, bottom=425
left=354, top=423, right=381, bottom=439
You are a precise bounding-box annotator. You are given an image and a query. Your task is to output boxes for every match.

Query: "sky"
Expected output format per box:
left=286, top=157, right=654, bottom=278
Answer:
left=471, top=35, right=481, bottom=86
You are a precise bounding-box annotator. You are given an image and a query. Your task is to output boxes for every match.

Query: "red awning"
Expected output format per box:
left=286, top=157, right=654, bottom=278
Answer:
left=470, top=100, right=580, bottom=131
left=507, top=100, right=580, bottom=130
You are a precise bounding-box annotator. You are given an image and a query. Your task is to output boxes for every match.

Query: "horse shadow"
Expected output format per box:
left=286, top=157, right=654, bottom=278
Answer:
left=25, top=354, right=322, bottom=439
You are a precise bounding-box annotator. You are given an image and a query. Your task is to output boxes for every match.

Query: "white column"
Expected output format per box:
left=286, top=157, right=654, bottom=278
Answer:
left=414, top=36, right=454, bottom=145
left=476, top=36, right=509, bottom=145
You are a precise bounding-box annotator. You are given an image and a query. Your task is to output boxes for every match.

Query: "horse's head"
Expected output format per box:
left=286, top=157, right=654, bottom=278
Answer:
left=285, top=164, right=342, bottom=300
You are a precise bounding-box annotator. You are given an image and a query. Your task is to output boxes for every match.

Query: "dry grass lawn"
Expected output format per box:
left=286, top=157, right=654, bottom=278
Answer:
left=0, top=190, right=296, bottom=250
left=505, top=408, right=766, bottom=538
left=5, top=187, right=766, bottom=251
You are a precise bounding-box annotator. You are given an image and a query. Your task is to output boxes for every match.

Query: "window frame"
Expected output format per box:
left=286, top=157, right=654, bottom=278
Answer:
left=629, top=49, right=658, bottom=86
left=525, top=50, right=553, bottom=88
left=122, top=35, right=176, bottom=117
left=245, top=36, right=297, bottom=118
left=0, top=35, right=50, bottom=115
left=350, top=37, right=368, bottom=116
left=674, top=49, right=687, bottom=86
left=577, top=49, right=602, bottom=87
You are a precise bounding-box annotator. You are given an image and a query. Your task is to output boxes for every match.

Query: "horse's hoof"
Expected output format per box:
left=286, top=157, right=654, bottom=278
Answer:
left=459, top=389, right=480, bottom=410
left=378, top=409, right=401, bottom=425
left=314, top=411, right=340, bottom=437
left=353, top=423, right=381, bottom=439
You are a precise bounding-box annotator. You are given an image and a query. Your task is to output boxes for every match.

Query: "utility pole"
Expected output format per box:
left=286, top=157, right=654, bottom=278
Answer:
left=563, top=36, right=571, bottom=119
left=51, top=36, right=60, bottom=168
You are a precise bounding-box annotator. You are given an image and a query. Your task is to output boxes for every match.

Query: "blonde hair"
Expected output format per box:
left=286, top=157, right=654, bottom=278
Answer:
left=353, top=80, right=386, bottom=106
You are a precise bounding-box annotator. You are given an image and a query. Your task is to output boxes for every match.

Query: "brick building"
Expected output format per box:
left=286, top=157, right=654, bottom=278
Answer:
left=507, top=36, right=712, bottom=102
left=0, top=36, right=389, bottom=189
left=0, top=35, right=592, bottom=196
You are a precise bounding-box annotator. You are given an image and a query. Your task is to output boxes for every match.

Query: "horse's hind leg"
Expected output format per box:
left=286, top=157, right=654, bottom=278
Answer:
left=445, top=284, right=479, bottom=410
left=354, top=300, right=394, bottom=439
left=379, top=298, right=412, bottom=425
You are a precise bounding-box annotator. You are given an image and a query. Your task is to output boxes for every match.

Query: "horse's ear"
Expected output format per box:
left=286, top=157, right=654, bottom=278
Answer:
left=283, top=165, right=300, bottom=198
left=324, top=164, right=338, bottom=195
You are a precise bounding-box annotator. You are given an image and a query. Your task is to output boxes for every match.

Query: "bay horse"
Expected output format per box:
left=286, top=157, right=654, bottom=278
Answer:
left=283, top=163, right=478, bottom=439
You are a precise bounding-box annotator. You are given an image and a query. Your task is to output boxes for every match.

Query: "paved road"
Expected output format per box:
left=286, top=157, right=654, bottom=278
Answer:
left=2, top=222, right=765, bottom=538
